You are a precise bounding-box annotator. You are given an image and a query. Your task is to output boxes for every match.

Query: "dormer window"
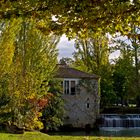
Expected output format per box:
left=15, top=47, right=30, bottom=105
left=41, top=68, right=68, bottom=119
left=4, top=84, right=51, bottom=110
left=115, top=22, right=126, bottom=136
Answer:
left=63, top=79, right=79, bottom=95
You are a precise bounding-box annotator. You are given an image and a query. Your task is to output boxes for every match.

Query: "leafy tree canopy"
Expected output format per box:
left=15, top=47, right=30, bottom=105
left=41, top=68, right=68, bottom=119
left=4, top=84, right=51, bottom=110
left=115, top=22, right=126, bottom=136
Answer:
left=0, top=18, right=60, bottom=130
left=1, top=0, right=140, bottom=37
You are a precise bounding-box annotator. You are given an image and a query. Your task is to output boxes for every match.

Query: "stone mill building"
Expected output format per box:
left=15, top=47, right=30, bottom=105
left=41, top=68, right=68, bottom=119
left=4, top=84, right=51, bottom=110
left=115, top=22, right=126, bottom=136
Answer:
left=55, top=64, right=100, bottom=128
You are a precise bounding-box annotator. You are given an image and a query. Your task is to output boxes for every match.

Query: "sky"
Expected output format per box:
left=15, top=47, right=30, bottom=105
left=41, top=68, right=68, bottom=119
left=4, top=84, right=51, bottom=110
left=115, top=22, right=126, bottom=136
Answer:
left=57, top=34, right=121, bottom=61
left=57, top=34, right=75, bottom=60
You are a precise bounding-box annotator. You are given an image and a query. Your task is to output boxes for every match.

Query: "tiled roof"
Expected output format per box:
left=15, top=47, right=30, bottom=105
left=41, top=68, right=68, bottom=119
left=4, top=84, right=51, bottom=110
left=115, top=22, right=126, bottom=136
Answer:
left=55, top=64, right=99, bottom=79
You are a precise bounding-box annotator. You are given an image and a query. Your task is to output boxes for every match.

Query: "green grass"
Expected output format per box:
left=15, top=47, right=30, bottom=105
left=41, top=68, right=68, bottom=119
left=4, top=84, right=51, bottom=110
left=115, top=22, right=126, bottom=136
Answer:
left=0, top=132, right=140, bottom=140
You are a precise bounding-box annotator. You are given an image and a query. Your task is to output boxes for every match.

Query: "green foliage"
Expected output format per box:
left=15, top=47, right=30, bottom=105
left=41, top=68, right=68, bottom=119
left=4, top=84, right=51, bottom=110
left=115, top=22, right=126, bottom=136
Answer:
left=128, top=26, right=140, bottom=101
left=79, top=79, right=97, bottom=93
left=100, top=65, right=116, bottom=108
left=1, top=0, right=140, bottom=37
left=74, top=32, right=109, bottom=73
left=0, top=18, right=22, bottom=77
left=112, top=28, right=140, bottom=106
left=73, top=26, right=140, bottom=107
left=41, top=80, right=64, bottom=131
left=59, top=57, right=74, bottom=66
left=0, top=18, right=60, bottom=130
left=113, top=55, right=134, bottom=104
left=73, top=33, right=115, bottom=107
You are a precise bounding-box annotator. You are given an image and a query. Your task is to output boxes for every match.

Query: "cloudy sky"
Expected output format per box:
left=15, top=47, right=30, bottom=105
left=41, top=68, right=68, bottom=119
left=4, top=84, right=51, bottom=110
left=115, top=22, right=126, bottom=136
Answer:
left=57, top=34, right=75, bottom=60
left=57, top=34, right=121, bottom=61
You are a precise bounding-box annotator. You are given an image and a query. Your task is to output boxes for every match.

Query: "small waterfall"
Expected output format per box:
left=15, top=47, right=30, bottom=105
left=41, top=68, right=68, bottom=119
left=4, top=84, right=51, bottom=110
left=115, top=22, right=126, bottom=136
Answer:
left=99, top=114, right=140, bottom=130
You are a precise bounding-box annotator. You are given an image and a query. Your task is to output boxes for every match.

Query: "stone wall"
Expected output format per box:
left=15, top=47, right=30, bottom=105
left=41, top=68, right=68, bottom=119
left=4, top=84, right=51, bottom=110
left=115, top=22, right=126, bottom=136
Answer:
left=62, top=78, right=100, bottom=128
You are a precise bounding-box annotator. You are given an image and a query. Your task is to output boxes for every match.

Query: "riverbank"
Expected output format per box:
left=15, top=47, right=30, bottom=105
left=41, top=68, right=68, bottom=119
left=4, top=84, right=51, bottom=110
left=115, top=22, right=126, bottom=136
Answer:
left=101, top=107, right=140, bottom=114
left=0, top=131, right=140, bottom=140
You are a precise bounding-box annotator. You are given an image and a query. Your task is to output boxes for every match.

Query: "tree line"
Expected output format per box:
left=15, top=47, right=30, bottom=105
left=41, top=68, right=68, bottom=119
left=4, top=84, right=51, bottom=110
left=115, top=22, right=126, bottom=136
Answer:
left=61, top=27, right=140, bottom=108
left=0, top=0, right=140, bottom=131
left=0, top=18, right=63, bottom=131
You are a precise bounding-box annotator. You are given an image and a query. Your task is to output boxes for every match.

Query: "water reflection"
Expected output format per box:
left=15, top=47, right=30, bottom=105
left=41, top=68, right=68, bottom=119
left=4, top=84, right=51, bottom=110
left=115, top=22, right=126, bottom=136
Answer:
left=49, top=129, right=140, bottom=137
left=98, top=128, right=140, bottom=137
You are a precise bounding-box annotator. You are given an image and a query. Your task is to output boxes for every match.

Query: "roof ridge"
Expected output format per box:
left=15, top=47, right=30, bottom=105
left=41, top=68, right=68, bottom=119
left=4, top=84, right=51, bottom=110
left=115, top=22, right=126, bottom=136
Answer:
left=55, top=65, right=100, bottom=79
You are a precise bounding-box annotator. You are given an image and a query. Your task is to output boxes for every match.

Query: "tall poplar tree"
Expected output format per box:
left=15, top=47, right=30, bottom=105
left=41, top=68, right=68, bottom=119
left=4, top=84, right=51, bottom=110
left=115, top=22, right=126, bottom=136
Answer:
left=0, top=18, right=60, bottom=129
left=73, top=32, right=115, bottom=107
left=74, top=32, right=109, bottom=73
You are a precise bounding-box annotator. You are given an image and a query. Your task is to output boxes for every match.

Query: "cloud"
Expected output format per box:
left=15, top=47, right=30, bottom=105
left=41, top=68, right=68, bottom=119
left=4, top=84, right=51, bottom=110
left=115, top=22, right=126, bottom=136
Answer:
left=57, top=34, right=121, bottom=61
left=57, top=35, right=75, bottom=60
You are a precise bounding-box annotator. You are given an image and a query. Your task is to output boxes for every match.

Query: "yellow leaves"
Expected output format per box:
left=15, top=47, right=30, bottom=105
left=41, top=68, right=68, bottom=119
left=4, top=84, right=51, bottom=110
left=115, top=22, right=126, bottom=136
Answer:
left=23, top=112, right=43, bottom=130
left=24, top=116, right=43, bottom=130
left=2, top=1, right=13, bottom=12
left=33, top=117, right=43, bottom=129
left=36, top=20, right=46, bottom=28
left=115, top=24, right=123, bottom=33
left=14, top=91, right=20, bottom=98
left=0, top=18, right=22, bottom=76
left=27, top=92, right=36, bottom=100
left=0, top=18, right=59, bottom=129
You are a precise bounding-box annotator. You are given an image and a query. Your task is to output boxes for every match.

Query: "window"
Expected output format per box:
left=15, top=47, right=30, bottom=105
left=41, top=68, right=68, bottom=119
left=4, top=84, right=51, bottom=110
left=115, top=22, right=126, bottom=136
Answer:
left=86, top=103, right=90, bottom=108
left=86, top=98, right=90, bottom=109
left=63, top=79, right=78, bottom=95
left=71, top=81, right=76, bottom=95
left=64, top=80, right=69, bottom=94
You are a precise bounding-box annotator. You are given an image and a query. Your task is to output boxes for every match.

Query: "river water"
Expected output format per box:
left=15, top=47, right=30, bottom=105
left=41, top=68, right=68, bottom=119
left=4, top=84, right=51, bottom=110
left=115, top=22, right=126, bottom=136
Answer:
left=49, top=128, right=140, bottom=137
left=97, top=128, right=140, bottom=137
left=49, top=114, right=140, bottom=137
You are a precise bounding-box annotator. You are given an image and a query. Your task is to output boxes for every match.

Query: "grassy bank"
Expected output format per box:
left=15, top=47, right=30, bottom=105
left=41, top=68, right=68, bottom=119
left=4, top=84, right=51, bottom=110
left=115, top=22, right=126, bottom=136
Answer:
left=0, top=132, right=140, bottom=140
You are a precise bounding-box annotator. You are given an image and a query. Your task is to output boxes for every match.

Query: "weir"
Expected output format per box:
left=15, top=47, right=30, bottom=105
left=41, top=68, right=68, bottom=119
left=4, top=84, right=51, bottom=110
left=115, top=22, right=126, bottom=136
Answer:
left=99, top=114, right=140, bottom=130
